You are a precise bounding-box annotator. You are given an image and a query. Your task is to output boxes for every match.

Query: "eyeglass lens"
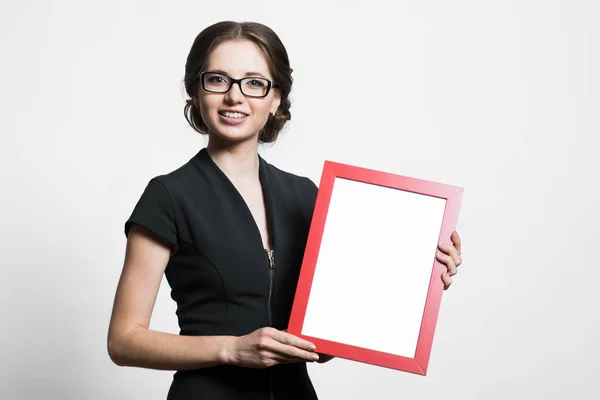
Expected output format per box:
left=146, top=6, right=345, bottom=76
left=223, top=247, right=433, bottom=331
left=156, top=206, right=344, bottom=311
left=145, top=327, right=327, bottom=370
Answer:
left=203, top=72, right=270, bottom=97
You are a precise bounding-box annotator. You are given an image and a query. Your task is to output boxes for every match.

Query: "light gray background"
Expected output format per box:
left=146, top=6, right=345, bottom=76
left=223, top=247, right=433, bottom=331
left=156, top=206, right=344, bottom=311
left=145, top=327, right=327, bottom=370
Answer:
left=1, top=1, right=598, bottom=399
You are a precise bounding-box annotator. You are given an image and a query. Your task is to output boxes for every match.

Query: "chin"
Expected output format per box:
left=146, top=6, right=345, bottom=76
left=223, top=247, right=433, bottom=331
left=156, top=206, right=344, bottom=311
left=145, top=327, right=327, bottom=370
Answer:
left=212, top=126, right=258, bottom=143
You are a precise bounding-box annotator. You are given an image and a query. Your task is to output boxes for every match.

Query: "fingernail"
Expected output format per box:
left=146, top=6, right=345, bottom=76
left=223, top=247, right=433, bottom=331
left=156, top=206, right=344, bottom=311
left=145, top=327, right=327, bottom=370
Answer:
left=309, top=344, right=316, bottom=351
left=312, top=354, right=320, bottom=360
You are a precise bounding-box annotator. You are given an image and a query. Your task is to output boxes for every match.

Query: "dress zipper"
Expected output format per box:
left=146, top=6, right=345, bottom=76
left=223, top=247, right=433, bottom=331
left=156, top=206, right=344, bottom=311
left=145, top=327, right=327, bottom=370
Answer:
left=267, top=249, right=275, bottom=400
left=267, top=249, right=275, bottom=326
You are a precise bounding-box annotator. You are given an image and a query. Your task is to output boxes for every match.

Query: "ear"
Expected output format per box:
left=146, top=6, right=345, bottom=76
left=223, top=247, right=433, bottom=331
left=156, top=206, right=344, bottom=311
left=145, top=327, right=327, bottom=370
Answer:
left=270, top=90, right=281, bottom=116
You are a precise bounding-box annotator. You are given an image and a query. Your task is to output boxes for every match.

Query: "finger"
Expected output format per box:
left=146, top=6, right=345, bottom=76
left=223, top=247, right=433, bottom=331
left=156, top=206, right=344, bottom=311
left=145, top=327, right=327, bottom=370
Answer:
left=273, top=330, right=316, bottom=352
left=436, top=250, right=458, bottom=276
left=280, top=328, right=317, bottom=354
left=268, top=339, right=320, bottom=362
left=258, top=351, right=302, bottom=367
left=268, top=329, right=319, bottom=360
left=256, top=331, right=318, bottom=363
left=263, top=351, right=287, bottom=365
left=438, top=243, right=462, bottom=268
left=441, top=271, right=452, bottom=290
left=279, top=355, right=313, bottom=365
left=269, top=352, right=306, bottom=364
left=451, top=231, right=462, bottom=255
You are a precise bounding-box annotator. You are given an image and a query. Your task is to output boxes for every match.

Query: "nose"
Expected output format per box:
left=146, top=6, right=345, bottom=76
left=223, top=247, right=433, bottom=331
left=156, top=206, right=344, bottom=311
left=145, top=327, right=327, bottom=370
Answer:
left=224, top=81, right=244, bottom=103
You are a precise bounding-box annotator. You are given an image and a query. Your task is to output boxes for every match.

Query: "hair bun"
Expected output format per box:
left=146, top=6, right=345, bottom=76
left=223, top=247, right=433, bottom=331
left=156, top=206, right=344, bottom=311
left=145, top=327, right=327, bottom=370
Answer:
left=274, top=110, right=291, bottom=121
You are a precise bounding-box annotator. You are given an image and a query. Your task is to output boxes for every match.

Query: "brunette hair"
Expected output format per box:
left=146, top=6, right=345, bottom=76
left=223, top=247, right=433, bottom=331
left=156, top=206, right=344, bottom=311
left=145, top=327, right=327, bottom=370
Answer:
left=183, top=21, right=293, bottom=143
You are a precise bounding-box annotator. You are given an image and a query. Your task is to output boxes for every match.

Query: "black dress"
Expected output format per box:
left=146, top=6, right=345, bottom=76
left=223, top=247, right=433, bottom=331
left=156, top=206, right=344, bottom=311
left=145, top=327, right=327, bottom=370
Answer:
left=124, top=148, right=319, bottom=399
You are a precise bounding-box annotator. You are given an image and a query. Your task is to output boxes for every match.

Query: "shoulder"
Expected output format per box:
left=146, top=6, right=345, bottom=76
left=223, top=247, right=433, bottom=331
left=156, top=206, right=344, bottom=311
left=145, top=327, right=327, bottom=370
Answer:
left=124, top=164, right=195, bottom=245
left=149, top=158, right=195, bottom=188
left=147, top=152, right=207, bottom=199
left=125, top=155, right=204, bottom=242
left=262, top=160, right=319, bottom=218
left=264, top=160, right=318, bottom=197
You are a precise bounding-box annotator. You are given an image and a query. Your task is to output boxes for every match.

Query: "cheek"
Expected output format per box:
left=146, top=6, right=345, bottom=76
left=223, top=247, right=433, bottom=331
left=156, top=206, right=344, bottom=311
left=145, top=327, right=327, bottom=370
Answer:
left=198, top=97, right=217, bottom=121
left=252, top=107, right=271, bottom=129
left=249, top=100, right=273, bottom=119
left=199, top=105, right=210, bottom=123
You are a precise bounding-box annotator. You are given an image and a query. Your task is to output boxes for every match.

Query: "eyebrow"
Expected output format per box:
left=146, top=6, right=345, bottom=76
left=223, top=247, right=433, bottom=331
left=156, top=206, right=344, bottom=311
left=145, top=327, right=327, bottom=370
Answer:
left=208, top=69, right=269, bottom=78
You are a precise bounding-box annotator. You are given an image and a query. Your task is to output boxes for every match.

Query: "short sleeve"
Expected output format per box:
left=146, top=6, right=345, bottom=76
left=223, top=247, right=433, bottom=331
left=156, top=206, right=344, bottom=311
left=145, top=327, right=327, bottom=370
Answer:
left=124, top=179, right=178, bottom=246
left=300, top=176, right=319, bottom=220
left=304, top=177, right=318, bottom=203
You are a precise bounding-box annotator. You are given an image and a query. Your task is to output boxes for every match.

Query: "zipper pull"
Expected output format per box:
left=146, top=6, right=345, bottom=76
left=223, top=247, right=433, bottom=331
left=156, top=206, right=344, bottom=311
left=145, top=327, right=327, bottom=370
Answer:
left=267, top=250, right=275, bottom=269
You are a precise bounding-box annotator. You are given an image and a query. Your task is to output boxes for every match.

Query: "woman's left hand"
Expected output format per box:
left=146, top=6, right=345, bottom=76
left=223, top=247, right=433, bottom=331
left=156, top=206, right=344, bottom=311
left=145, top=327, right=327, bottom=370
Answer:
left=436, top=231, right=463, bottom=290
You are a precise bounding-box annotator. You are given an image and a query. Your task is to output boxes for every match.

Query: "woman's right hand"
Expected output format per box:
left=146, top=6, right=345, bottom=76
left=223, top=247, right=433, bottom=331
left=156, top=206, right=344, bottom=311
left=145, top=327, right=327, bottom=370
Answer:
left=226, top=327, right=320, bottom=368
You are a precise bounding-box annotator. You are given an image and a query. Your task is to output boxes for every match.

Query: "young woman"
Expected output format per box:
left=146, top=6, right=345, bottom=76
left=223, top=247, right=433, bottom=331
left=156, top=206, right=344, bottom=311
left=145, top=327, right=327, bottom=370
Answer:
left=107, top=21, right=463, bottom=400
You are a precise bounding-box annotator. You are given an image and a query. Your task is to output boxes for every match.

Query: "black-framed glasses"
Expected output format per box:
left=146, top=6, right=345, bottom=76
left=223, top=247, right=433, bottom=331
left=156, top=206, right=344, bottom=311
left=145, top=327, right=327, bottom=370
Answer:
left=199, top=71, right=273, bottom=98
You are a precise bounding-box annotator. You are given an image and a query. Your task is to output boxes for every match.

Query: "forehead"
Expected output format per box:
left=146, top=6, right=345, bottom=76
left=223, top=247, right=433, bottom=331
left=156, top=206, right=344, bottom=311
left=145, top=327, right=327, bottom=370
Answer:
left=205, top=39, right=271, bottom=77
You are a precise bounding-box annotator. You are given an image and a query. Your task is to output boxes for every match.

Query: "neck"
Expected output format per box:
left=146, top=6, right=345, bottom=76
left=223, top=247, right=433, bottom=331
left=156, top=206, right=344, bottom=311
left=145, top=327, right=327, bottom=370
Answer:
left=206, top=135, right=260, bottom=185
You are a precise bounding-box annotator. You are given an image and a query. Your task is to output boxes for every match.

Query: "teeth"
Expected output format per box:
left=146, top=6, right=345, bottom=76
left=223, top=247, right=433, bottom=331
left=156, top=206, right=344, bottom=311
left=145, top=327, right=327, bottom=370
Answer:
left=222, top=111, right=246, bottom=119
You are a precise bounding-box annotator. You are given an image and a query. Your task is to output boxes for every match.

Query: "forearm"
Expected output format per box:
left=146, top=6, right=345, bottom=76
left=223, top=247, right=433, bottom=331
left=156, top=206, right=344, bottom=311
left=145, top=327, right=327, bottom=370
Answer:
left=108, top=326, right=237, bottom=371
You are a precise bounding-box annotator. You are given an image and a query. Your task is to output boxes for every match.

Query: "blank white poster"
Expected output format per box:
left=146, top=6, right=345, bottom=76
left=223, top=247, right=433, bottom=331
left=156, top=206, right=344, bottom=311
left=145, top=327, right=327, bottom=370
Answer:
left=301, top=177, right=447, bottom=357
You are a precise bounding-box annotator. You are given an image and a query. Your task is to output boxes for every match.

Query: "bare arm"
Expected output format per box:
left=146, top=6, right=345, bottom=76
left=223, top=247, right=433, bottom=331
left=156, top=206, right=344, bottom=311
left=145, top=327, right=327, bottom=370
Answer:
left=107, top=225, right=318, bottom=370
left=107, top=225, right=234, bottom=370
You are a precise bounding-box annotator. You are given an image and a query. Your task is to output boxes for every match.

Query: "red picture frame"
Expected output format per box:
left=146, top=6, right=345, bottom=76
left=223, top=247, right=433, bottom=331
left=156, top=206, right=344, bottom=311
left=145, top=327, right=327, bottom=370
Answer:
left=288, top=160, right=463, bottom=375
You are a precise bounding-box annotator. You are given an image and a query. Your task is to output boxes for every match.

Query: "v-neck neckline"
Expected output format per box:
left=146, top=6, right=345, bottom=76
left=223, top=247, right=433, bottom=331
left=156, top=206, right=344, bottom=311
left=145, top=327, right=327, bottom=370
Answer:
left=198, top=147, right=276, bottom=253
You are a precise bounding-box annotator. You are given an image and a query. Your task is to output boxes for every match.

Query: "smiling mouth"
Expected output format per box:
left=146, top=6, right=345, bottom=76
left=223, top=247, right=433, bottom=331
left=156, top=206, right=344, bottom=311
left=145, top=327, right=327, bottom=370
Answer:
left=219, top=111, right=248, bottom=119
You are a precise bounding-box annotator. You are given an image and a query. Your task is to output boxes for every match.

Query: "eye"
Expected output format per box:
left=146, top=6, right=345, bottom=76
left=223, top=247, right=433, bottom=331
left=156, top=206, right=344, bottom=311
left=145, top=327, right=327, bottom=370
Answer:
left=204, top=73, right=229, bottom=86
left=208, top=76, right=225, bottom=83
left=247, top=79, right=266, bottom=87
